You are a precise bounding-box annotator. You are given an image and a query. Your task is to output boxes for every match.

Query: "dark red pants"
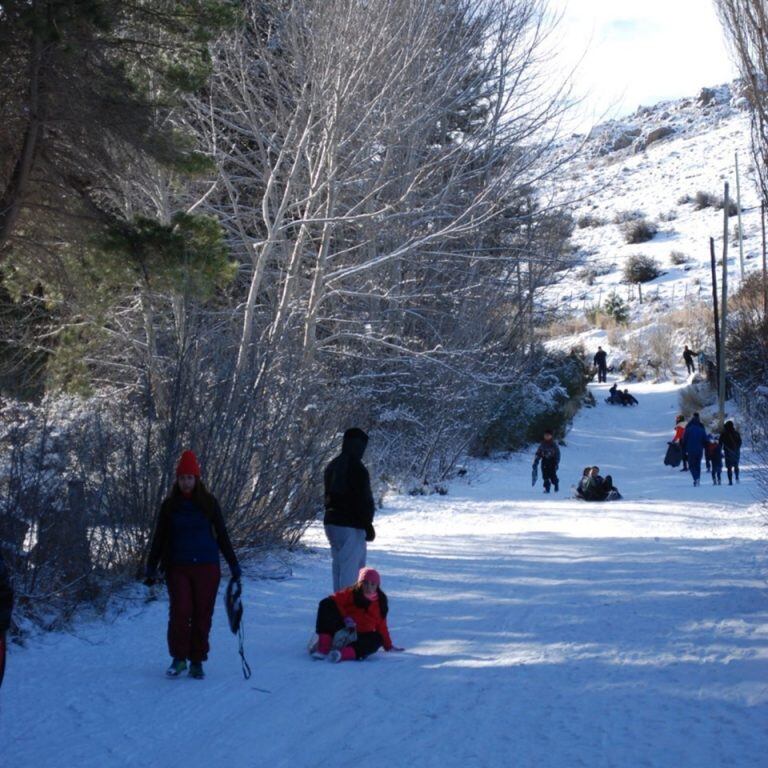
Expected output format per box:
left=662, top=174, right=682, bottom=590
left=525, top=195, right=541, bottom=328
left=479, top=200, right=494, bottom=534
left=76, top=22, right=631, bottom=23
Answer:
left=166, top=563, right=220, bottom=663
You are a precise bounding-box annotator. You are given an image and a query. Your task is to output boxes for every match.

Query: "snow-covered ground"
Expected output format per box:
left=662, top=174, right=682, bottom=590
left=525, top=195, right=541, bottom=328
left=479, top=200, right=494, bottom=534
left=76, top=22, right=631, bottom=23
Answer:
left=3, top=374, right=766, bottom=768
left=549, top=83, right=763, bottom=321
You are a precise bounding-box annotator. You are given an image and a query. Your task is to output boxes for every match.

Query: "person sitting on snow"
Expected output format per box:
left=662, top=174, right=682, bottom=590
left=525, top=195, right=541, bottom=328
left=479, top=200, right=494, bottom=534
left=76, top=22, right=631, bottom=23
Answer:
left=619, top=389, right=638, bottom=406
left=606, top=383, right=621, bottom=404
left=581, top=466, right=621, bottom=501
left=575, top=467, right=592, bottom=498
left=309, top=567, right=404, bottom=662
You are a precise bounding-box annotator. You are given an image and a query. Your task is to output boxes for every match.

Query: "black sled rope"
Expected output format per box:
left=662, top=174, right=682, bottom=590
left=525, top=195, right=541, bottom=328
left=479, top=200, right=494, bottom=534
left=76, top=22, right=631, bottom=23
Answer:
left=225, top=577, right=252, bottom=680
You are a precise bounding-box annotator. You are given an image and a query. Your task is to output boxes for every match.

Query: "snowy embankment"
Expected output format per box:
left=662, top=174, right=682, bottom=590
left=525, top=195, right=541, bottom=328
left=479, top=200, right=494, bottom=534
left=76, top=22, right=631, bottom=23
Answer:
left=2, top=376, right=766, bottom=768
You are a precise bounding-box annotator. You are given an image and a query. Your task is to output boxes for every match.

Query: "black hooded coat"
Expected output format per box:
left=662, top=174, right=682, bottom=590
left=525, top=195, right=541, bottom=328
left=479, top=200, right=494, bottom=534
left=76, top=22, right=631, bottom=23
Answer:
left=323, top=428, right=375, bottom=530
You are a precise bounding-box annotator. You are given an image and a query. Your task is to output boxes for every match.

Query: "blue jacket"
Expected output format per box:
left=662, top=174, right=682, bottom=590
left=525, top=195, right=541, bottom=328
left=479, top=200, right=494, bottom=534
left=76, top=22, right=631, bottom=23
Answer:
left=683, top=418, right=707, bottom=455
left=147, top=484, right=239, bottom=576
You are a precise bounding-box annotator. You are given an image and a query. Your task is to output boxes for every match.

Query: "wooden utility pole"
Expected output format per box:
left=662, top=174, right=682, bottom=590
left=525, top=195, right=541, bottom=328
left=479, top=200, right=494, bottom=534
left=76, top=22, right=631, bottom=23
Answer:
left=734, top=151, right=745, bottom=280
left=709, top=237, right=721, bottom=393
left=718, top=183, right=729, bottom=427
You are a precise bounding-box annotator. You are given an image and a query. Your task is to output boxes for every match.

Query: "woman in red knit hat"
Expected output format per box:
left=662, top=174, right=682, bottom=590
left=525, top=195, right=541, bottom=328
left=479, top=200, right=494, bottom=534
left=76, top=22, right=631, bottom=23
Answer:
left=309, top=567, right=404, bottom=662
left=146, top=450, right=241, bottom=679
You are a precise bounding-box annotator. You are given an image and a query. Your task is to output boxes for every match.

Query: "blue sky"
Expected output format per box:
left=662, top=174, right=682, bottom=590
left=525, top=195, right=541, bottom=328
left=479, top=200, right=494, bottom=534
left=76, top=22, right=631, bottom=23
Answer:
left=550, top=1, right=739, bottom=130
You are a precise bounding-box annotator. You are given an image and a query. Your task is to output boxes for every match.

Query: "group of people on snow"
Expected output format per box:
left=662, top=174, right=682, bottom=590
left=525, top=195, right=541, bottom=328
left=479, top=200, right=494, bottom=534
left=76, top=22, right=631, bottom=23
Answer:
left=576, top=466, right=621, bottom=501
left=606, top=383, right=638, bottom=406
left=669, top=414, right=742, bottom=487
left=140, top=428, right=401, bottom=678
left=531, top=431, right=622, bottom=501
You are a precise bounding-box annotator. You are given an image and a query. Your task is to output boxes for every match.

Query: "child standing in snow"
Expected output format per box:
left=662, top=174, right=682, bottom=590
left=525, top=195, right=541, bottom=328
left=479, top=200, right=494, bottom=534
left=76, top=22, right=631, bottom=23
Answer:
left=145, top=450, right=241, bottom=679
left=673, top=415, right=688, bottom=471
left=706, top=435, right=723, bottom=485
left=309, top=567, right=404, bottom=662
left=533, top=429, right=560, bottom=493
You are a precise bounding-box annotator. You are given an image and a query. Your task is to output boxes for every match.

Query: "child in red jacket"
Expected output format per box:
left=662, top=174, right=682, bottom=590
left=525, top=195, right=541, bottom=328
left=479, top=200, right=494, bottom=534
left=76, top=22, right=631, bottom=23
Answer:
left=309, top=567, right=404, bottom=662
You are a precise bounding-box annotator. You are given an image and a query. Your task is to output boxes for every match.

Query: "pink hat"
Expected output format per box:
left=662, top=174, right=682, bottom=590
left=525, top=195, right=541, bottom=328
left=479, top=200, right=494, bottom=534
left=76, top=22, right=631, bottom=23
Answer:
left=358, top=567, right=380, bottom=586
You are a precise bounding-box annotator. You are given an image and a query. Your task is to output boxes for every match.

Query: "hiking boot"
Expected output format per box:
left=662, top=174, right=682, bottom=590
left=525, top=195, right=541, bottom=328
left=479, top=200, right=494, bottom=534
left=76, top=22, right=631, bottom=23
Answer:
left=554, top=482, right=559, bottom=493
left=188, top=662, right=205, bottom=679
left=166, top=658, right=187, bottom=677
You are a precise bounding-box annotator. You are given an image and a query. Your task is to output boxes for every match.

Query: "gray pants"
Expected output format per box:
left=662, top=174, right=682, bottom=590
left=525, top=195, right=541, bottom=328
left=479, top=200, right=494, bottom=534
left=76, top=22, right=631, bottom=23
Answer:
left=324, top=524, right=366, bottom=592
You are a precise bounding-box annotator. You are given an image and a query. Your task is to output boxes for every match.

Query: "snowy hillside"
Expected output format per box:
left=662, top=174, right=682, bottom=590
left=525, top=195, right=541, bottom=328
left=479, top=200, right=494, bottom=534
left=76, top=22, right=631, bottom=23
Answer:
left=3, top=375, right=766, bottom=768
left=548, top=82, right=762, bottom=326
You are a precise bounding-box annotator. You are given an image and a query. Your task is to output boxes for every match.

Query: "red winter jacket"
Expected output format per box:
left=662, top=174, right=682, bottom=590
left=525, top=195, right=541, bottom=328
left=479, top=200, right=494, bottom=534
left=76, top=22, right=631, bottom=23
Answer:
left=331, top=586, right=393, bottom=650
left=673, top=425, right=685, bottom=442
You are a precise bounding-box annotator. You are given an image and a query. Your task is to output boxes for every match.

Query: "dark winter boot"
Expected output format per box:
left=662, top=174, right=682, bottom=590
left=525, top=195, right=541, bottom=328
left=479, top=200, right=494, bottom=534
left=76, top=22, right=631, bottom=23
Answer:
left=554, top=481, right=559, bottom=492
left=166, top=658, right=187, bottom=677
left=188, top=662, right=205, bottom=679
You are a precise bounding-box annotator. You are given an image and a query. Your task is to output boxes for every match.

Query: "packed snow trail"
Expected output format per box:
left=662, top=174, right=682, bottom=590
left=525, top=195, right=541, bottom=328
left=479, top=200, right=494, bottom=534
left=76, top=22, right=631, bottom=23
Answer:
left=2, top=378, right=766, bottom=768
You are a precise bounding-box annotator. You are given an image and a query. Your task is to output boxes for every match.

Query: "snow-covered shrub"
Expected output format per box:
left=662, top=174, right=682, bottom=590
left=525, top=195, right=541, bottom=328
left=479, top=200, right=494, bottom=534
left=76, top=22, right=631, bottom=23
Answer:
left=658, top=210, right=677, bottom=222
left=577, top=213, right=606, bottom=229
left=727, top=272, right=768, bottom=390
left=669, top=250, right=688, bottom=265
left=577, top=263, right=612, bottom=286
left=714, top=196, right=739, bottom=216
left=472, top=347, right=590, bottom=455
left=620, top=218, right=658, bottom=244
left=624, top=254, right=661, bottom=283
left=678, top=380, right=717, bottom=417
left=677, top=193, right=693, bottom=205
left=613, top=209, right=646, bottom=224
left=694, top=190, right=718, bottom=209
left=602, top=292, right=629, bottom=323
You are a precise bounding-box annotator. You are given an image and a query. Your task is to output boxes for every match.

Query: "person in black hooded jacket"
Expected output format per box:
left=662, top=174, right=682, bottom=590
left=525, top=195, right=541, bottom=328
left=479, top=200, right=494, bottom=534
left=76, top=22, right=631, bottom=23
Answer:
left=324, top=428, right=375, bottom=591
left=0, top=552, right=14, bottom=688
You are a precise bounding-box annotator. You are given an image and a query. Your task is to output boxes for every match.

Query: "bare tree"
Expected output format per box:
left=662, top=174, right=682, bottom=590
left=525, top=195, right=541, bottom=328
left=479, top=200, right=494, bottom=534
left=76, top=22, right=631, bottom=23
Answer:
left=716, top=0, right=768, bottom=199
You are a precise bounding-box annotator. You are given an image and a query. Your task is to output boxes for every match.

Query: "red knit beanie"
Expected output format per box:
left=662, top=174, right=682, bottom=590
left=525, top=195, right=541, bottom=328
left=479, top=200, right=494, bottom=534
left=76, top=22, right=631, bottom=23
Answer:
left=358, top=567, right=380, bottom=586
left=176, top=450, right=201, bottom=478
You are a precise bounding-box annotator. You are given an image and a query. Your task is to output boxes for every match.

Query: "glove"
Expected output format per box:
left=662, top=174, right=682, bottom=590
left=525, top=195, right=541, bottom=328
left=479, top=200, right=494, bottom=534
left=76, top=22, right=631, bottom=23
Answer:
left=365, top=523, right=376, bottom=543
left=344, top=617, right=356, bottom=630
left=230, top=564, right=242, bottom=582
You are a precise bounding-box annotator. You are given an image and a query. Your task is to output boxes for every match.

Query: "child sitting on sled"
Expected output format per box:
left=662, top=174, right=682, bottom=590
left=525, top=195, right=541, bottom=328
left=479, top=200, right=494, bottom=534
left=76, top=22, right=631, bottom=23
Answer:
left=309, top=567, right=405, bottom=662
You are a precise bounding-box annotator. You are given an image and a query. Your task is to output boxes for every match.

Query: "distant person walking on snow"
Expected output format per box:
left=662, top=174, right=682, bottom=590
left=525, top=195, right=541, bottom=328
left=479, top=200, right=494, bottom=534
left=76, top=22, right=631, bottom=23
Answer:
left=706, top=435, right=723, bottom=485
left=673, top=415, right=688, bottom=471
left=593, top=346, right=608, bottom=383
left=324, top=428, right=376, bottom=591
left=308, top=567, right=404, bottom=662
left=145, top=450, right=241, bottom=679
left=720, top=420, right=742, bottom=485
left=682, top=413, right=707, bottom=486
left=533, top=429, right=560, bottom=493
left=0, top=551, right=13, bottom=688
left=682, top=345, right=698, bottom=375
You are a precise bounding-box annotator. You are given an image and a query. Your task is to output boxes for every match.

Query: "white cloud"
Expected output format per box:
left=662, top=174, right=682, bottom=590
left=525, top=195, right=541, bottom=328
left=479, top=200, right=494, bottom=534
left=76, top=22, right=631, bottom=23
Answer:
left=548, top=0, right=739, bottom=130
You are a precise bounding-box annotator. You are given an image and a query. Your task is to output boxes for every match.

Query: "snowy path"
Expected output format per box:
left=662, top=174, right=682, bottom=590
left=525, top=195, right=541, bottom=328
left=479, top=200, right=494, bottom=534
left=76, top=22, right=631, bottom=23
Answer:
left=2, top=378, right=767, bottom=768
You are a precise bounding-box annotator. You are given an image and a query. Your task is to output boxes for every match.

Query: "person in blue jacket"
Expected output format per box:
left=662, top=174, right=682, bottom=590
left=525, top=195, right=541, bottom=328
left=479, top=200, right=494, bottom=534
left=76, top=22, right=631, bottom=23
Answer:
left=146, top=450, right=241, bottom=679
left=682, top=413, right=707, bottom=487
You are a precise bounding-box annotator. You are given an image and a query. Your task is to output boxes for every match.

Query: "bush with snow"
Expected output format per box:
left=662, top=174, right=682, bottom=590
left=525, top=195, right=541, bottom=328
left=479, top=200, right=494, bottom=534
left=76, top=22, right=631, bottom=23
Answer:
left=624, top=254, right=662, bottom=283
left=620, top=218, right=658, bottom=244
